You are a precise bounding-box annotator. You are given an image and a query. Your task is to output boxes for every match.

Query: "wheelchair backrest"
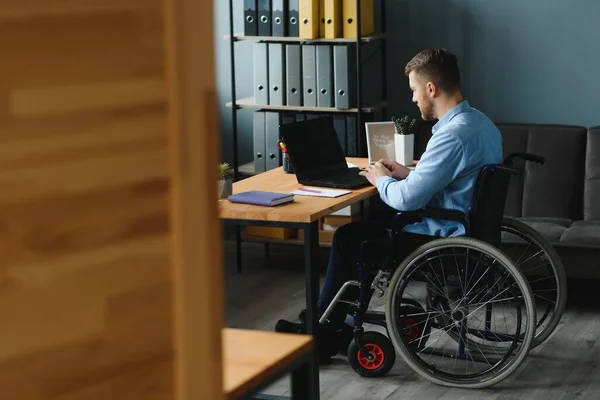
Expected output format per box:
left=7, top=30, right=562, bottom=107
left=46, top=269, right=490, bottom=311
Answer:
left=468, top=164, right=513, bottom=247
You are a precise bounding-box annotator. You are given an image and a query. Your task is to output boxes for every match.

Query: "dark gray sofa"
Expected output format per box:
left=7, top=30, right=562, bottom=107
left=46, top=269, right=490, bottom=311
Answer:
left=415, top=122, right=600, bottom=280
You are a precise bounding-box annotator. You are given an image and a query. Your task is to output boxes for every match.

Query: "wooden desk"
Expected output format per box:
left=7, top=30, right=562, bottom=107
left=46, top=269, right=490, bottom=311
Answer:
left=223, top=328, right=313, bottom=399
left=219, top=158, right=377, bottom=224
left=219, top=157, right=377, bottom=400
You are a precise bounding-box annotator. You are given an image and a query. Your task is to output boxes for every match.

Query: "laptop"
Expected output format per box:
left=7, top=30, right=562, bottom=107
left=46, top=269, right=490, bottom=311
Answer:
left=279, top=116, right=370, bottom=189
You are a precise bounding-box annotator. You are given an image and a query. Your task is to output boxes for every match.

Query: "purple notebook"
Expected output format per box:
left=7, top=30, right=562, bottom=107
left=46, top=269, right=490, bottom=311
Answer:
left=228, top=191, right=294, bottom=207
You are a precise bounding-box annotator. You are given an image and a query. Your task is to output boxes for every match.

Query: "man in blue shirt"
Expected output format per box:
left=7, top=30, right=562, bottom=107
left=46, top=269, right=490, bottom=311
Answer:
left=275, top=49, right=503, bottom=363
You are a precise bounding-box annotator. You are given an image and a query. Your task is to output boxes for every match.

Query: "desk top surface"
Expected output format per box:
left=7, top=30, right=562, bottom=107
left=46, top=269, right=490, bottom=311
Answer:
left=219, top=158, right=377, bottom=223
left=222, top=328, right=313, bottom=399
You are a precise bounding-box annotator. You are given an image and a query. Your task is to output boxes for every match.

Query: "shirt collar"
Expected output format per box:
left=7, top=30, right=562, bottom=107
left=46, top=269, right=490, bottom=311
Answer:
left=431, top=100, right=470, bottom=134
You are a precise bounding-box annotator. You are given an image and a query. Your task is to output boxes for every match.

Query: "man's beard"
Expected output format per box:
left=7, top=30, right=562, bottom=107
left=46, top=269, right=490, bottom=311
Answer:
left=420, top=100, right=435, bottom=121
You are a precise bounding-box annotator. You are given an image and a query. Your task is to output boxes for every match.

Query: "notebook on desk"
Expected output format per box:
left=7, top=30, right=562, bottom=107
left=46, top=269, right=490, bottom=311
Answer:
left=228, top=191, right=294, bottom=207
left=279, top=116, right=370, bottom=189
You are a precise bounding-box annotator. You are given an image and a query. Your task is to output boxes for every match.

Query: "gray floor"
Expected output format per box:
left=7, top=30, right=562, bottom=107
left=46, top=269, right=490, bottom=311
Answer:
left=224, top=241, right=600, bottom=400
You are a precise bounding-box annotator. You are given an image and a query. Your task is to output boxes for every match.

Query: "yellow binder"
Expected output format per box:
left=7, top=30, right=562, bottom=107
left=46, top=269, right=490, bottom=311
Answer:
left=299, top=0, right=320, bottom=39
left=320, top=0, right=326, bottom=38
left=324, top=0, right=342, bottom=39
left=342, top=0, right=374, bottom=39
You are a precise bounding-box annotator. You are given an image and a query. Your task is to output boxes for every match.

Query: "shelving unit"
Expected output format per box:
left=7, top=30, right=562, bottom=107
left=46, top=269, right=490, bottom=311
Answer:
left=226, top=0, right=388, bottom=249
left=226, top=0, right=388, bottom=180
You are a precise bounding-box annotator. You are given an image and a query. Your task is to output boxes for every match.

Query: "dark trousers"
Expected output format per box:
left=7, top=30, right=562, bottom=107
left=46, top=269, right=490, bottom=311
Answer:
left=316, top=208, right=434, bottom=327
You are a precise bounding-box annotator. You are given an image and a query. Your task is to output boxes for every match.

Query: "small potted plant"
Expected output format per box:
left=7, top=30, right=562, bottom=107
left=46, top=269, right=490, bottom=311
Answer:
left=218, top=162, right=234, bottom=199
left=391, top=115, right=419, bottom=166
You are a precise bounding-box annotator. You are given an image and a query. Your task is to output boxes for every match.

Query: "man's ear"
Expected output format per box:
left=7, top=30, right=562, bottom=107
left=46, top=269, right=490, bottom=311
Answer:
left=426, top=81, right=437, bottom=98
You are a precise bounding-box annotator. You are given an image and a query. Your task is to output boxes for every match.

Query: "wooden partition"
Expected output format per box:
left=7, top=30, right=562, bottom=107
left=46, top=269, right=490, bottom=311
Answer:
left=0, top=0, right=222, bottom=399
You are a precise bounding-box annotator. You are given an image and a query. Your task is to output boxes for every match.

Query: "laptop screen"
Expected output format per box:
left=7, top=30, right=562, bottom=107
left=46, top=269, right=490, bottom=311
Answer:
left=279, top=116, right=348, bottom=179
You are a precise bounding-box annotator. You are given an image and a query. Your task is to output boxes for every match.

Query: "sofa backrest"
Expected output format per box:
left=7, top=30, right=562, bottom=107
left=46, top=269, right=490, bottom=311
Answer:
left=585, top=127, right=600, bottom=220
left=413, top=120, right=589, bottom=221
left=498, top=124, right=587, bottom=220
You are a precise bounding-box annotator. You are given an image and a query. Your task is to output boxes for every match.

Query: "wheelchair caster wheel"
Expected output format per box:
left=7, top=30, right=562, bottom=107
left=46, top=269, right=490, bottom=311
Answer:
left=347, top=331, right=395, bottom=377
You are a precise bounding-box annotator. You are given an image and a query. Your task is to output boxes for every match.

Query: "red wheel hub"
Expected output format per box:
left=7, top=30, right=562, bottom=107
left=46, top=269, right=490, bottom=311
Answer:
left=401, top=317, right=420, bottom=342
left=357, top=344, right=385, bottom=370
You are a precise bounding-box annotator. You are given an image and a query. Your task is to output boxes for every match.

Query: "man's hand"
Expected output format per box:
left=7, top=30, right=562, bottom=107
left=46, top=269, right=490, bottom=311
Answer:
left=378, top=159, right=411, bottom=180
left=359, top=161, right=392, bottom=186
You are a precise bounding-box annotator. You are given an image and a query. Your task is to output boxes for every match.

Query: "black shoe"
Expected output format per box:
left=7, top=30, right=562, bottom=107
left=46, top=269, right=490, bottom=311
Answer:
left=275, top=319, right=339, bottom=364
left=297, top=309, right=355, bottom=355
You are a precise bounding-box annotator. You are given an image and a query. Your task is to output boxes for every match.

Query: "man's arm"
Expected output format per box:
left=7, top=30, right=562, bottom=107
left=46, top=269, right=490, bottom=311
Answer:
left=375, top=132, right=464, bottom=211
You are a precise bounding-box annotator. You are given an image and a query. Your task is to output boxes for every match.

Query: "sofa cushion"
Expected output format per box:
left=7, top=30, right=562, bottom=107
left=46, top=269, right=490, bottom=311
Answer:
left=515, top=217, right=573, bottom=244
left=559, top=220, right=600, bottom=247
left=520, top=125, right=586, bottom=220
left=585, top=128, right=600, bottom=220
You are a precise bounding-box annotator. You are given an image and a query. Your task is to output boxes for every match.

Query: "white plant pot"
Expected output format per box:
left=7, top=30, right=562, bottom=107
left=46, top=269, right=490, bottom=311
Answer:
left=218, top=178, right=233, bottom=199
left=394, top=133, right=414, bottom=166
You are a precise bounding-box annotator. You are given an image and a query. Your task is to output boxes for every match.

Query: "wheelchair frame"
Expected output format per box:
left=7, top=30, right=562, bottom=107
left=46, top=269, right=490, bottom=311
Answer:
left=319, top=152, right=566, bottom=388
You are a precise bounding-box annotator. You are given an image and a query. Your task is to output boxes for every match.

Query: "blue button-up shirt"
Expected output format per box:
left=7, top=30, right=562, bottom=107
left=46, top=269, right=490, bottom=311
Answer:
left=375, top=100, right=503, bottom=237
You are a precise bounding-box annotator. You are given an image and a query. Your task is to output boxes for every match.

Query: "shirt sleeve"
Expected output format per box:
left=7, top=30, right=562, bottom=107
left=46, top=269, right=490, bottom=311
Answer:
left=375, top=132, right=465, bottom=211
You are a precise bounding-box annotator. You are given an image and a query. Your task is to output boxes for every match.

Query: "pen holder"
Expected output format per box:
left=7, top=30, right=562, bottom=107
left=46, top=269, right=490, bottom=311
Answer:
left=283, top=153, right=294, bottom=174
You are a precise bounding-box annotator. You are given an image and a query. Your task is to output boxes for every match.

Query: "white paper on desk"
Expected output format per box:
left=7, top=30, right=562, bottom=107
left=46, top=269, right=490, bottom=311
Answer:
left=291, top=187, right=351, bottom=198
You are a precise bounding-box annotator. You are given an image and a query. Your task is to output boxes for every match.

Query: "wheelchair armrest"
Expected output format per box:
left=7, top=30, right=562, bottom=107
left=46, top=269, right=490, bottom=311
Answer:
left=393, top=208, right=469, bottom=232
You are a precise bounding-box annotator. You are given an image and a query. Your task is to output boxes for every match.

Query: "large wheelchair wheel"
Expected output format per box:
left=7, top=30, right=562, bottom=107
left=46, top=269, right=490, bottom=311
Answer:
left=500, top=217, right=567, bottom=348
left=385, top=237, right=536, bottom=389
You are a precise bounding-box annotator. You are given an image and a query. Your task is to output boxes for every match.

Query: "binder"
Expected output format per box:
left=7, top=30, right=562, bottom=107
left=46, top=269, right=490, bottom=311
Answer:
left=333, top=44, right=357, bottom=109
left=254, top=42, right=269, bottom=105
left=244, top=0, right=258, bottom=36
left=301, top=45, right=317, bottom=107
left=342, top=0, right=374, bottom=39
left=281, top=112, right=297, bottom=125
left=286, top=44, right=303, bottom=106
left=288, top=0, right=300, bottom=37
left=299, top=0, right=319, bottom=39
left=265, top=112, right=281, bottom=170
left=258, top=0, right=272, bottom=36
left=320, top=0, right=326, bottom=38
left=316, top=45, right=334, bottom=107
left=324, top=0, right=342, bottom=39
left=253, top=111, right=266, bottom=172
left=272, top=0, right=287, bottom=36
left=268, top=43, right=286, bottom=105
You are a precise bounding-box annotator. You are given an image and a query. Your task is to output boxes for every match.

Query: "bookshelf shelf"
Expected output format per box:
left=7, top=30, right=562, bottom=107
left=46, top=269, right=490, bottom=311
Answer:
left=225, top=33, right=388, bottom=44
left=226, top=96, right=387, bottom=113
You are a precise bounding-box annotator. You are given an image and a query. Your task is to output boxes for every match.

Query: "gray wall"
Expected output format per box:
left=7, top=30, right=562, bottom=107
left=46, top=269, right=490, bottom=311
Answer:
left=215, top=0, right=600, bottom=164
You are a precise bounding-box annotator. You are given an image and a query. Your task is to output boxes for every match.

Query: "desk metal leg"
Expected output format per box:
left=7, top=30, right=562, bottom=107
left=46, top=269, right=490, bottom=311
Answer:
left=291, top=359, right=310, bottom=399
left=303, top=221, right=320, bottom=400
left=236, top=225, right=242, bottom=273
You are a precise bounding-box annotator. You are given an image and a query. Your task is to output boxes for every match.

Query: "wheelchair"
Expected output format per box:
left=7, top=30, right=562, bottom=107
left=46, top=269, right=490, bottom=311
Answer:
left=318, top=152, right=567, bottom=389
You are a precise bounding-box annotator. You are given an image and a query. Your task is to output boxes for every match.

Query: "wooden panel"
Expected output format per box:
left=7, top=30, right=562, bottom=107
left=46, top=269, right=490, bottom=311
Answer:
left=0, top=1, right=173, bottom=399
left=164, top=0, right=224, bottom=398
left=219, top=158, right=376, bottom=223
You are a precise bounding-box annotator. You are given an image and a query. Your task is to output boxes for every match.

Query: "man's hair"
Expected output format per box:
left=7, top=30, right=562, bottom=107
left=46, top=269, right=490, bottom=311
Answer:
left=404, top=49, right=461, bottom=93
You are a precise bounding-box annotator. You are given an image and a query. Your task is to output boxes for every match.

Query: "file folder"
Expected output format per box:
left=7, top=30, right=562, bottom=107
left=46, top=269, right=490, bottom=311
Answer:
left=265, top=112, right=281, bottom=170
left=272, top=0, right=287, bottom=36
left=324, top=0, right=342, bottom=39
left=299, top=0, right=319, bottom=39
left=258, top=0, right=272, bottom=36
left=342, top=0, right=374, bottom=39
left=320, top=0, right=326, bottom=38
left=316, top=45, right=334, bottom=107
left=268, top=43, right=286, bottom=105
left=254, top=42, right=269, bottom=105
left=301, top=45, right=317, bottom=107
left=253, top=111, right=266, bottom=172
left=333, top=44, right=357, bottom=109
left=288, top=0, right=300, bottom=37
left=244, top=0, right=258, bottom=36
left=286, top=44, right=303, bottom=106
